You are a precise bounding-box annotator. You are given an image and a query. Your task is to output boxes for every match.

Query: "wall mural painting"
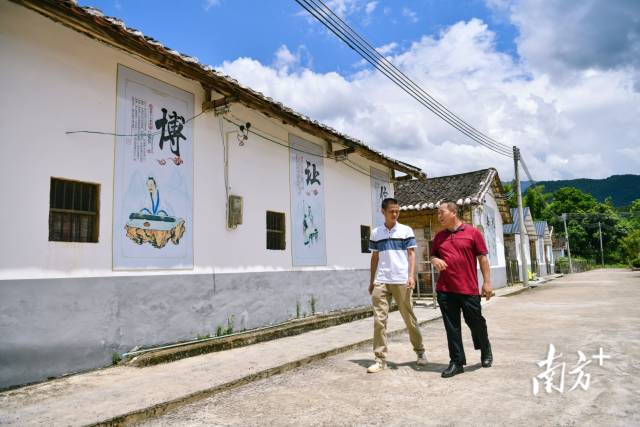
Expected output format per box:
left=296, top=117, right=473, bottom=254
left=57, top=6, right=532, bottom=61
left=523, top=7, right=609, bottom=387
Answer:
left=483, top=205, right=498, bottom=266
left=114, top=65, right=194, bottom=270
left=290, top=135, right=327, bottom=266
left=474, top=205, right=498, bottom=266
left=370, top=167, right=393, bottom=229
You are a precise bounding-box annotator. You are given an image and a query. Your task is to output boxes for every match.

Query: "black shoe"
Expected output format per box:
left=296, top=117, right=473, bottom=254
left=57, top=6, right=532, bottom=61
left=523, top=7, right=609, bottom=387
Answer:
left=481, top=347, right=493, bottom=368
left=441, top=362, right=464, bottom=378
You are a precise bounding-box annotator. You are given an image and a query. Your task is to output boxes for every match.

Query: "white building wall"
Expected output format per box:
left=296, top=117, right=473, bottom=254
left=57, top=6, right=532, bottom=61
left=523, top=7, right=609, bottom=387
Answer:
left=546, top=228, right=555, bottom=273
left=0, top=1, right=381, bottom=280
left=209, top=104, right=378, bottom=273
left=513, top=233, right=533, bottom=281
left=0, top=2, right=394, bottom=388
left=537, top=238, right=546, bottom=273
left=514, top=234, right=532, bottom=267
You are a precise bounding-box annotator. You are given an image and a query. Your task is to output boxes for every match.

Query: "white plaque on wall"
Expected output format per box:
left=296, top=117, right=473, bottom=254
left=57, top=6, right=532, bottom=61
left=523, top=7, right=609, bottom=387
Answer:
left=114, top=65, right=194, bottom=270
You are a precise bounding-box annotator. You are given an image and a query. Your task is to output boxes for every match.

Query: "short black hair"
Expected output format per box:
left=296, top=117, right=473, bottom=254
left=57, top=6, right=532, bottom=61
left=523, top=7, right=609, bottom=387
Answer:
left=439, top=200, right=458, bottom=215
left=381, top=197, right=399, bottom=210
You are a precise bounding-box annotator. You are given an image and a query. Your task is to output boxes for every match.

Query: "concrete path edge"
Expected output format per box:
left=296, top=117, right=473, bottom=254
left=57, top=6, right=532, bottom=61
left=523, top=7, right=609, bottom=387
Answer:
left=82, top=277, right=565, bottom=426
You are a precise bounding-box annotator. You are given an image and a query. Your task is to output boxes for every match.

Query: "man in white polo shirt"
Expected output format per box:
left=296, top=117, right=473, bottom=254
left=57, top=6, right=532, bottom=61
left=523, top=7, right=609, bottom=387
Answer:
left=367, top=197, right=427, bottom=373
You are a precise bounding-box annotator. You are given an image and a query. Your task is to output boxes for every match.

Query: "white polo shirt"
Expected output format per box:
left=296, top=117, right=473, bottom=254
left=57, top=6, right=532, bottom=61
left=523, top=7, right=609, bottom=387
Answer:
left=369, top=222, right=417, bottom=284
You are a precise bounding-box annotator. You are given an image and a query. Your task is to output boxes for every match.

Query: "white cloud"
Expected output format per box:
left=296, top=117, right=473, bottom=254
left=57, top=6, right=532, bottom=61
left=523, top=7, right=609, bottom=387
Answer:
left=272, top=45, right=313, bottom=73
left=273, top=45, right=298, bottom=71
left=361, top=0, right=378, bottom=25
left=297, top=0, right=371, bottom=29
left=203, top=0, right=220, bottom=11
left=219, top=18, right=640, bottom=181
left=488, top=0, right=640, bottom=88
left=365, top=1, right=377, bottom=15
left=376, top=42, right=398, bottom=56
left=402, top=7, right=419, bottom=23
left=325, top=0, right=359, bottom=18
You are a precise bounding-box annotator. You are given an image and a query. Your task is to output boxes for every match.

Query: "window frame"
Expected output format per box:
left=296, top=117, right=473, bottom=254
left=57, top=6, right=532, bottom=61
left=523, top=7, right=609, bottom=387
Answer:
left=360, top=225, right=371, bottom=253
left=49, top=177, right=100, bottom=243
left=266, top=211, right=286, bottom=250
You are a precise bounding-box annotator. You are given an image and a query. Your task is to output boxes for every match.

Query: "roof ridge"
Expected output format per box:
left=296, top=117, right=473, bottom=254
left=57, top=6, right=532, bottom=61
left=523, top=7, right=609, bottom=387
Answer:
left=423, top=168, right=493, bottom=181
left=20, top=0, right=425, bottom=178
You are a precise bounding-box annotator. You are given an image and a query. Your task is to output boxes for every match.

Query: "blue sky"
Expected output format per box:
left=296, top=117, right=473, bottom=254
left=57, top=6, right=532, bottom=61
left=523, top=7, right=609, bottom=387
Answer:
left=79, top=0, right=518, bottom=75
left=78, top=0, right=640, bottom=180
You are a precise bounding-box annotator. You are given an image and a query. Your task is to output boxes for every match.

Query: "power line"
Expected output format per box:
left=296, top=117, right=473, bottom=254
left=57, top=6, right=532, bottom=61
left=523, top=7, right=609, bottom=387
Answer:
left=296, top=0, right=552, bottom=183
left=304, top=0, right=514, bottom=156
left=519, top=154, right=536, bottom=184
left=562, top=212, right=640, bottom=218
left=295, top=0, right=513, bottom=158
left=65, top=110, right=207, bottom=138
left=222, top=115, right=390, bottom=181
left=65, top=107, right=415, bottom=183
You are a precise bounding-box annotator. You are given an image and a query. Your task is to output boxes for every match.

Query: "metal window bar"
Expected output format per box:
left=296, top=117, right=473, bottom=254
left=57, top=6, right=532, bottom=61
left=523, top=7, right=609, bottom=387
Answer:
left=360, top=225, right=371, bottom=253
left=415, top=260, right=439, bottom=309
left=413, top=218, right=438, bottom=308
left=49, top=178, right=98, bottom=242
left=266, top=211, right=286, bottom=250
left=505, top=258, right=520, bottom=285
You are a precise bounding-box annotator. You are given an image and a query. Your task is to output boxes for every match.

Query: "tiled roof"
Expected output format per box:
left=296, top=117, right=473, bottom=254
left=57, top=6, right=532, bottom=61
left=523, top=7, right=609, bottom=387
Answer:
left=396, top=168, right=497, bottom=209
left=15, top=0, right=425, bottom=179
left=534, top=221, right=553, bottom=244
left=504, top=207, right=530, bottom=234
left=534, top=221, right=548, bottom=237
left=395, top=168, right=512, bottom=224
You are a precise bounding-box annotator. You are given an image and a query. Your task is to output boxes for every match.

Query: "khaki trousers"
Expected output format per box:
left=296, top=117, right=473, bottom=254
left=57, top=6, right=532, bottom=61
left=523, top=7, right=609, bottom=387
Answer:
left=372, top=282, right=425, bottom=361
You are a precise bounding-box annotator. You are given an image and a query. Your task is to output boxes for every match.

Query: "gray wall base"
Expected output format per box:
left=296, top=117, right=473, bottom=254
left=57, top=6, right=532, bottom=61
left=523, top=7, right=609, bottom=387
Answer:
left=477, top=266, right=507, bottom=290
left=0, top=269, right=369, bottom=389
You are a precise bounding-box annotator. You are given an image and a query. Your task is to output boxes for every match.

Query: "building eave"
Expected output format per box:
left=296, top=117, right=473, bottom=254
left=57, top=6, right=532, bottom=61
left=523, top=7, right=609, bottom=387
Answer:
left=11, top=0, right=426, bottom=180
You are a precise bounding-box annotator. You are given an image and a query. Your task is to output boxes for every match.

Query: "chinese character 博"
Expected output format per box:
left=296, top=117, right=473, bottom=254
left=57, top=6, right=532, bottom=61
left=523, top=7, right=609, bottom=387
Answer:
left=155, top=108, right=186, bottom=158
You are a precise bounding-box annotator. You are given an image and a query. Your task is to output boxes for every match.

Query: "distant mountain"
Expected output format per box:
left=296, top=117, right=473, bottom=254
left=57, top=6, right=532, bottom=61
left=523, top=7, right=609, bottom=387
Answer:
left=520, top=181, right=534, bottom=192
left=523, top=175, right=640, bottom=207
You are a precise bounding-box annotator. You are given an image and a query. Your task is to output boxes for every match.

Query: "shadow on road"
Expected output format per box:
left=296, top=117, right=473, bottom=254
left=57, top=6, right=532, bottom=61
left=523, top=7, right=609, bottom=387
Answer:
left=348, top=359, right=483, bottom=373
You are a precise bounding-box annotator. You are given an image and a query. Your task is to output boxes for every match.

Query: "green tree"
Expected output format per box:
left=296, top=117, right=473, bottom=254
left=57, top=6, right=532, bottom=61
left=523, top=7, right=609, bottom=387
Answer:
left=524, top=185, right=551, bottom=219
left=625, top=199, right=640, bottom=229
left=617, top=199, right=640, bottom=264
left=542, top=187, right=627, bottom=263
left=620, top=229, right=640, bottom=263
left=546, top=187, right=599, bottom=213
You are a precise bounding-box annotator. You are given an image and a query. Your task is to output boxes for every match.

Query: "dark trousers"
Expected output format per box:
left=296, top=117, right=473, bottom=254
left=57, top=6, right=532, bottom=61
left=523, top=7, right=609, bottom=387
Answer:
left=437, top=291, right=491, bottom=365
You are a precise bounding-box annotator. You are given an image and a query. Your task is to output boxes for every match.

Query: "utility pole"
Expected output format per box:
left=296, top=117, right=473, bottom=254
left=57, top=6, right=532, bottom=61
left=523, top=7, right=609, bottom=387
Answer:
left=598, top=221, right=604, bottom=268
left=513, top=146, right=529, bottom=286
left=562, top=213, right=573, bottom=273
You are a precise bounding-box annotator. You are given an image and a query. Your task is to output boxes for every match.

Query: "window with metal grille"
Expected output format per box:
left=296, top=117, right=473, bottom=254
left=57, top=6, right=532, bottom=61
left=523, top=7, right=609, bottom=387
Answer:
left=360, top=225, right=371, bottom=253
left=266, top=211, right=286, bottom=250
left=49, top=178, right=99, bottom=243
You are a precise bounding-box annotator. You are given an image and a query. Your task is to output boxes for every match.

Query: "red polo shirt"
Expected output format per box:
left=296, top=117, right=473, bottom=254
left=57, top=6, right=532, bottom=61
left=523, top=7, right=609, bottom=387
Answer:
left=431, top=223, right=488, bottom=295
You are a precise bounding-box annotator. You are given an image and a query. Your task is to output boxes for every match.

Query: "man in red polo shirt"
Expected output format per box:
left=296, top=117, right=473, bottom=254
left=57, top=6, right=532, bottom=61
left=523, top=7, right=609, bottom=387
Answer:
left=430, top=201, right=493, bottom=378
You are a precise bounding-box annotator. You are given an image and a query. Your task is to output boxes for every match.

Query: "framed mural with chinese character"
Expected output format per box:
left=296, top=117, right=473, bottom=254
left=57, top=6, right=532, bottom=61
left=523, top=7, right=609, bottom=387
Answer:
left=289, top=134, right=327, bottom=266
left=113, top=65, right=194, bottom=270
left=483, top=205, right=498, bottom=265
left=371, top=167, right=393, bottom=228
left=474, top=205, right=498, bottom=267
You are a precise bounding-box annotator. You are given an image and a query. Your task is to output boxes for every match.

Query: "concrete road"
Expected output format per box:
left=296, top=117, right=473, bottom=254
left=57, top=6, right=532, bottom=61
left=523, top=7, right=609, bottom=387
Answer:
left=141, top=269, right=640, bottom=427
